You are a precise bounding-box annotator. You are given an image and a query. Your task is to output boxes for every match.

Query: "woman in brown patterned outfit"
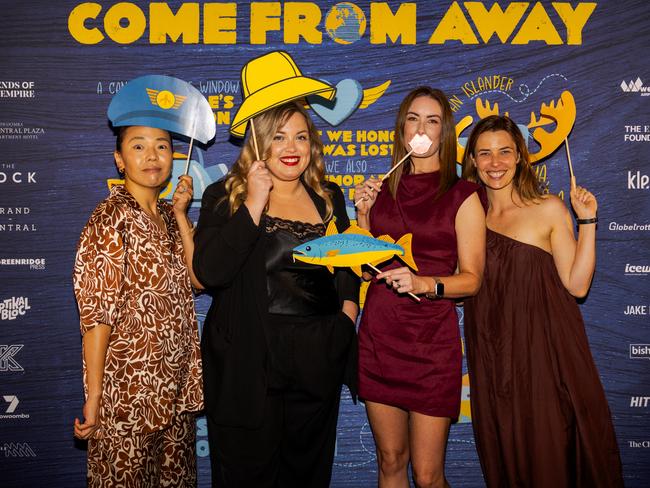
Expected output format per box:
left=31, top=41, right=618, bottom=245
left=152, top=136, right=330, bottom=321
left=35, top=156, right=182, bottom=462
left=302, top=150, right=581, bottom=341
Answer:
left=73, top=125, right=203, bottom=486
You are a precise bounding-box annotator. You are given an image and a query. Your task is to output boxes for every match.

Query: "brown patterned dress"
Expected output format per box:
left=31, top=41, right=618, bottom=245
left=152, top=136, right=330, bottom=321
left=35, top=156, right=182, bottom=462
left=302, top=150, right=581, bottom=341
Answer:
left=73, top=185, right=203, bottom=485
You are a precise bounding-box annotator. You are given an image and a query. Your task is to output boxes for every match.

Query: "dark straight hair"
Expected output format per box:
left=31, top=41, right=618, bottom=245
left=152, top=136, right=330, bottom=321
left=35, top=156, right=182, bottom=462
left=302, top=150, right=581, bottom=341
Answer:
left=387, top=87, right=458, bottom=200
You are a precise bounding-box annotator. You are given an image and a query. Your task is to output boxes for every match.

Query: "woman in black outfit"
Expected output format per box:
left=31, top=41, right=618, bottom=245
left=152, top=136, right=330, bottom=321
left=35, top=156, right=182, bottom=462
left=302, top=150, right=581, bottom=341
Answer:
left=193, top=101, right=359, bottom=487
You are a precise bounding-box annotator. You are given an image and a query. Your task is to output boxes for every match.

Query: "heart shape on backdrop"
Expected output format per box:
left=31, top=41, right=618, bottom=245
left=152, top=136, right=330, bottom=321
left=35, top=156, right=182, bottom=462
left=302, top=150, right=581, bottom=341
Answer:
left=307, top=79, right=363, bottom=126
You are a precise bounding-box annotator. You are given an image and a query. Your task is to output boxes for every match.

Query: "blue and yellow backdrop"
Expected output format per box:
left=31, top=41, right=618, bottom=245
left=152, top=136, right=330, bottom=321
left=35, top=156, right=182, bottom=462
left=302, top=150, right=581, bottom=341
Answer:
left=1, top=1, right=649, bottom=486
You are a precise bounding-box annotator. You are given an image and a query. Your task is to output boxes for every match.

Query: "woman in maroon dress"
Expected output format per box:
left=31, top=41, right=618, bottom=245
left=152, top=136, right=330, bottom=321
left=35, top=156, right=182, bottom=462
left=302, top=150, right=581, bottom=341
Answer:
left=462, top=115, right=623, bottom=487
left=354, top=87, right=486, bottom=488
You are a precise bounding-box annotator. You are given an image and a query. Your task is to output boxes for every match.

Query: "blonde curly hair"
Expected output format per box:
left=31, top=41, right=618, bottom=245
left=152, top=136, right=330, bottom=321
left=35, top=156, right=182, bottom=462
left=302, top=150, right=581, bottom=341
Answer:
left=223, top=101, right=332, bottom=220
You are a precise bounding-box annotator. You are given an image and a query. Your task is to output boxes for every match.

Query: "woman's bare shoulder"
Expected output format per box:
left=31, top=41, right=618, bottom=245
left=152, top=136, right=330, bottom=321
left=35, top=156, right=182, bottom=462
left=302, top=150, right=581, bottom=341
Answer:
left=532, top=194, right=570, bottom=223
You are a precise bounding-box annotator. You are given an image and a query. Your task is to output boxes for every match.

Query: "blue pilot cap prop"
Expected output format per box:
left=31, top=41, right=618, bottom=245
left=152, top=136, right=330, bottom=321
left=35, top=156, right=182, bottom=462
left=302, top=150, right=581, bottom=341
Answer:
left=107, top=75, right=215, bottom=145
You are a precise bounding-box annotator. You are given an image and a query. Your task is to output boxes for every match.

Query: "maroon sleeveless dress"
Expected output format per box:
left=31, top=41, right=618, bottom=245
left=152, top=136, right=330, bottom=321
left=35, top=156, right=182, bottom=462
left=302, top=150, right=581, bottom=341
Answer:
left=464, top=230, right=623, bottom=487
left=358, top=171, right=480, bottom=417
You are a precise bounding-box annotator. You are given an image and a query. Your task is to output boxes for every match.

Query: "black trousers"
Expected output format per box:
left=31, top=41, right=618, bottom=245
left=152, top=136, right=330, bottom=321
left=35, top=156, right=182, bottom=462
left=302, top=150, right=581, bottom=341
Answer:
left=208, top=312, right=354, bottom=488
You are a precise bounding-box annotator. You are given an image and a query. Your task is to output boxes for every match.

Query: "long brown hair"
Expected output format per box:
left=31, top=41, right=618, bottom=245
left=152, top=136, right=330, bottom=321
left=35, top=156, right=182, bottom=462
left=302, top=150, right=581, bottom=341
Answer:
left=387, top=87, right=458, bottom=199
left=461, top=115, right=542, bottom=203
left=223, top=101, right=332, bottom=219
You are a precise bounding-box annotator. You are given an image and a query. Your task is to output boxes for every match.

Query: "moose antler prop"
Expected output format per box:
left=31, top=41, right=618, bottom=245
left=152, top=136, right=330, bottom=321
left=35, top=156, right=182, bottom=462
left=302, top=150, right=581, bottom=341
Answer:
left=456, top=90, right=577, bottom=183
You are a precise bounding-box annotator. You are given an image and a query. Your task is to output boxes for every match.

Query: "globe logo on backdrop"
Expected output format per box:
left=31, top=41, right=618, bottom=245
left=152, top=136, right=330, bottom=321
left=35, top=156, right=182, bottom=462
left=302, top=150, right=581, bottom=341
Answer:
left=325, top=3, right=367, bottom=44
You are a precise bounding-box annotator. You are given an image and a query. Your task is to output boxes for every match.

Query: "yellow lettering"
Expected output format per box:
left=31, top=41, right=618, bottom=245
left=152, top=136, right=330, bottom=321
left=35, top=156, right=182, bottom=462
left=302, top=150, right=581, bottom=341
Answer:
left=250, top=2, right=281, bottom=44
left=553, top=2, right=596, bottom=45
left=370, top=3, right=416, bottom=45
left=511, top=2, right=562, bottom=45
left=326, top=174, right=343, bottom=185
left=216, top=111, right=231, bottom=124
left=149, top=3, right=199, bottom=44
left=284, top=2, right=322, bottom=44
left=464, top=1, right=528, bottom=43
left=104, top=3, right=146, bottom=45
left=68, top=3, right=104, bottom=44
left=204, top=3, right=237, bottom=44
left=327, top=130, right=344, bottom=142
left=449, top=94, right=463, bottom=111
left=429, top=2, right=479, bottom=44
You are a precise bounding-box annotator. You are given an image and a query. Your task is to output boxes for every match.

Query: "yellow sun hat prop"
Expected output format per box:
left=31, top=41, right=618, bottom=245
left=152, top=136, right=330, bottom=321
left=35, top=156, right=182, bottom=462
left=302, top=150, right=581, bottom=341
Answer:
left=230, top=51, right=336, bottom=138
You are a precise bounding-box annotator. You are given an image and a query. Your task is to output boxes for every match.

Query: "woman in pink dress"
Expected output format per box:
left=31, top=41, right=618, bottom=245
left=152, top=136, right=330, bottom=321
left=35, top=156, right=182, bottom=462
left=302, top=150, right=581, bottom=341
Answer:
left=354, top=87, right=486, bottom=488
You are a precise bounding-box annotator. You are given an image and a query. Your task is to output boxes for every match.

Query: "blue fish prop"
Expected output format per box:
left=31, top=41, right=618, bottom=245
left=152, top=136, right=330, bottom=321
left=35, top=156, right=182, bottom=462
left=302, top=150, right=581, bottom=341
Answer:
left=293, top=220, right=418, bottom=276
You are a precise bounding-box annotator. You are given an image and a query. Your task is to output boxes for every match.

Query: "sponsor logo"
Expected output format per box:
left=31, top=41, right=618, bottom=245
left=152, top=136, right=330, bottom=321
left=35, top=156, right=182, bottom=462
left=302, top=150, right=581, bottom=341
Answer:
left=624, top=124, right=650, bottom=142
left=3, top=395, right=18, bottom=413
left=630, top=396, right=650, bottom=407
left=0, top=258, right=46, bottom=270
left=625, top=264, right=650, bottom=276
left=621, top=77, right=650, bottom=96
left=0, top=163, right=37, bottom=184
left=0, top=207, right=37, bottom=233
left=0, top=395, right=29, bottom=419
left=1, top=442, right=36, bottom=457
left=0, top=122, right=46, bottom=141
left=625, top=305, right=648, bottom=316
left=629, top=440, right=650, bottom=448
left=609, top=222, right=650, bottom=232
left=0, top=297, right=31, bottom=320
left=0, top=81, right=35, bottom=98
left=628, top=170, right=650, bottom=190
left=630, top=344, right=650, bottom=359
left=0, top=345, right=24, bottom=372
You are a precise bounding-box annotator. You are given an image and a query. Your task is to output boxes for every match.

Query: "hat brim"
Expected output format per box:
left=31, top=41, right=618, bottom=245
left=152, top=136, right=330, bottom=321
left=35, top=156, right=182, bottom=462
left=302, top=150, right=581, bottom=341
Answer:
left=110, top=111, right=216, bottom=145
left=230, top=76, right=335, bottom=137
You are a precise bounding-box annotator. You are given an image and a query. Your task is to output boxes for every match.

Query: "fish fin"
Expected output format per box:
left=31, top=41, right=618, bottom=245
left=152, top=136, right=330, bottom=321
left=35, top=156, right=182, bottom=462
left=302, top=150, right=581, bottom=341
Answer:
left=350, top=265, right=363, bottom=277
left=344, top=224, right=373, bottom=237
left=326, top=264, right=335, bottom=274
left=376, top=234, right=395, bottom=244
left=325, top=220, right=338, bottom=236
left=396, top=233, right=418, bottom=271
left=326, top=249, right=340, bottom=257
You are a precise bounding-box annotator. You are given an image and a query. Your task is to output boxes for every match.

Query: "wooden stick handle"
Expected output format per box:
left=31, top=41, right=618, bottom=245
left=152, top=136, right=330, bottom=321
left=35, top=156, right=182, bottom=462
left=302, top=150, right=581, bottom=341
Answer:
left=381, top=149, right=414, bottom=182
left=367, top=264, right=421, bottom=302
left=565, top=137, right=575, bottom=188
left=250, top=118, right=261, bottom=161
left=354, top=149, right=414, bottom=208
left=183, top=137, right=195, bottom=176
left=184, top=102, right=199, bottom=176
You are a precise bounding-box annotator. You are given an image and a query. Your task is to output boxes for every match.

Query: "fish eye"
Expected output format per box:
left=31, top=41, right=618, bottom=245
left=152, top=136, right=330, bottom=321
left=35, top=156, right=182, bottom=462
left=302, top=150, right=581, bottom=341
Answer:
left=306, top=246, right=311, bottom=251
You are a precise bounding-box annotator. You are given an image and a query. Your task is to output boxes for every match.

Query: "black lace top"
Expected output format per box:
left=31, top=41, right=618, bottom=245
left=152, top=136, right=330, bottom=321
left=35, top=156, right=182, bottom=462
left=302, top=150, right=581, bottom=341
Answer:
left=264, top=215, right=339, bottom=316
